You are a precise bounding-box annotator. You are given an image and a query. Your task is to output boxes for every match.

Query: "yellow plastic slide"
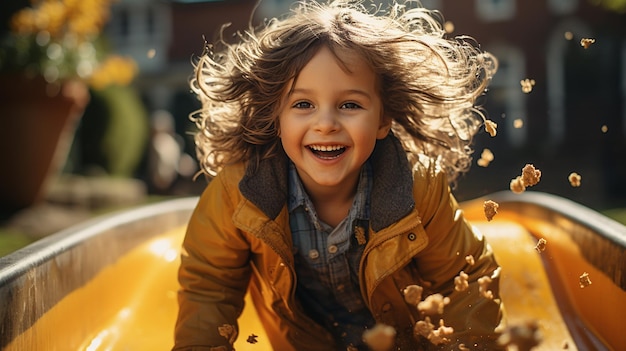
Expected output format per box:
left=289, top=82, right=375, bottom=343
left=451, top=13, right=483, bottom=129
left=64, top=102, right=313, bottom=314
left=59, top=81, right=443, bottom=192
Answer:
left=0, top=192, right=624, bottom=350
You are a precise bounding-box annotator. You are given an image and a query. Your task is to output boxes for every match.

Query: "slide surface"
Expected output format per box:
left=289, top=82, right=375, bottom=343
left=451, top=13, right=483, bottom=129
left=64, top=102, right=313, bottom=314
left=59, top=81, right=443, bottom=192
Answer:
left=1, top=193, right=624, bottom=350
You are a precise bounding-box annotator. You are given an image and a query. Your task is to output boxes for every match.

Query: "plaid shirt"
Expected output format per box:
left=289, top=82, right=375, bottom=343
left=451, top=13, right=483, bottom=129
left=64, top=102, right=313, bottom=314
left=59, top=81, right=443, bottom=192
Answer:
left=288, top=161, right=376, bottom=350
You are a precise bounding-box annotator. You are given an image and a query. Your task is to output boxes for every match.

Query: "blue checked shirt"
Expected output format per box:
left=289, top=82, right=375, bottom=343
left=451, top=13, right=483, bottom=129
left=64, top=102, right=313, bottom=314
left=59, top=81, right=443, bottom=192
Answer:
left=288, top=161, right=376, bottom=350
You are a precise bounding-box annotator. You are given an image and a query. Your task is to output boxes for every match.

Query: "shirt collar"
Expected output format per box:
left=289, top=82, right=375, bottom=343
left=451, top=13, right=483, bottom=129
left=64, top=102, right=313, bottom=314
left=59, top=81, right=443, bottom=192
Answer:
left=288, top=161, right=371, bottom=223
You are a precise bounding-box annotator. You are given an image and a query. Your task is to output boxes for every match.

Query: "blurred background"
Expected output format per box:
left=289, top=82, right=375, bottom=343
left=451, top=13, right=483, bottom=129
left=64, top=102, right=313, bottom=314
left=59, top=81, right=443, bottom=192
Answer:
left=0, top=0, right=625, bottom=254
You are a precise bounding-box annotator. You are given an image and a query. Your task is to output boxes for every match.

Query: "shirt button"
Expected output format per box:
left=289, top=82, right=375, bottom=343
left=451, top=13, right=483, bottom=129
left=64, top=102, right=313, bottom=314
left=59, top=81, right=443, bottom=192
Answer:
left=382, top=303, right=392, bottom=312
left=408, top=232, right=416, bottom=241
left=328, top=245, right=338, bottom=254
left=308, top=249, right=319, bottom=259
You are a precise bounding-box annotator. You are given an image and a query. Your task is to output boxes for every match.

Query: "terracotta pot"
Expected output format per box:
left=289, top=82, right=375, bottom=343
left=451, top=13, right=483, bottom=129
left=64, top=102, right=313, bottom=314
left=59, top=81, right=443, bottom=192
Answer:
left=0, top=75, right=89, bottom=213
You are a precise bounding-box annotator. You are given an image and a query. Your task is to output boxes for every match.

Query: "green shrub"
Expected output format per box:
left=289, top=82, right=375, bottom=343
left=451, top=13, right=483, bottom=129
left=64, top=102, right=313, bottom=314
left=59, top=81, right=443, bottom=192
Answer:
left=79, top=85, right=149, bottom=177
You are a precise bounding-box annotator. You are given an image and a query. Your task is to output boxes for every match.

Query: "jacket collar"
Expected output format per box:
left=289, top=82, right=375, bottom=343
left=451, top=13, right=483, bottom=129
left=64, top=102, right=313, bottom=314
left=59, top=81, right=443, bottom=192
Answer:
left=238, top=134, right=415, bottom=231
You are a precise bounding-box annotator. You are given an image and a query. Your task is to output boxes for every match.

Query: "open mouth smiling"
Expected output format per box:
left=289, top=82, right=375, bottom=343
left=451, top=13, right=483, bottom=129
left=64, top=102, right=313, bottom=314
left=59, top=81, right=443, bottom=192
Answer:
left=307, top=145, right=346, bottom=159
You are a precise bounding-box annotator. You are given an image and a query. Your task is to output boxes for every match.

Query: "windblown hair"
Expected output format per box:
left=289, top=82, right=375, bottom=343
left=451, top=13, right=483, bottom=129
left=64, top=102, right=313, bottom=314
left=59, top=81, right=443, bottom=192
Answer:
left=190, top=0, right=497, bottom=181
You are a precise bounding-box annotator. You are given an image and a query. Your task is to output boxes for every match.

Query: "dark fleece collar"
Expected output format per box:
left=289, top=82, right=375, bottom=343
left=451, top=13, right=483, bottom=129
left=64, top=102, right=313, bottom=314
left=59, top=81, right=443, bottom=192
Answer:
left=238, top=134, right=415, bottom=232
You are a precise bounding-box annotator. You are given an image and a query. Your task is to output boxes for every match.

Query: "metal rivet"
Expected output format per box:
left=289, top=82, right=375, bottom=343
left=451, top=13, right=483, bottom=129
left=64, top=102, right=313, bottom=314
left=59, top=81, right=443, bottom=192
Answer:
left=308, top=249, right=319, bottom=259
left=382, top=303, right=392, bottom=312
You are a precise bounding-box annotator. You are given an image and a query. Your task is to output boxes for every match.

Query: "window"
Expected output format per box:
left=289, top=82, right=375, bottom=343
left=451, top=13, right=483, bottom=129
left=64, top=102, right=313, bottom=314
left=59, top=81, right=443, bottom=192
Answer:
left=548, top=0, right=579, bottom=15
left=475, top=0, right=515, bottom=22
left=484, top=44, right=528, bottom=147
left=421, top=0, right=441, bottom=10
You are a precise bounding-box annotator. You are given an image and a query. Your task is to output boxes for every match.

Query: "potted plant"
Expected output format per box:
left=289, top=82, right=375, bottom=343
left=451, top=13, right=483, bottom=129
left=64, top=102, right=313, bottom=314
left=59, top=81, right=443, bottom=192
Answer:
left=0, top=0, right=137, bottom=213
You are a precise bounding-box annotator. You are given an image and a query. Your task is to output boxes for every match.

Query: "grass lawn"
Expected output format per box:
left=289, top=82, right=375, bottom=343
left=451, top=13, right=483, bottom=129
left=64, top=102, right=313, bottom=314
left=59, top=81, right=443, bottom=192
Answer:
left=0, top=228, right=36, bottom=257
left=602, top=208, right=626, bottom=226
left=0, top=195, right=175, bottom=258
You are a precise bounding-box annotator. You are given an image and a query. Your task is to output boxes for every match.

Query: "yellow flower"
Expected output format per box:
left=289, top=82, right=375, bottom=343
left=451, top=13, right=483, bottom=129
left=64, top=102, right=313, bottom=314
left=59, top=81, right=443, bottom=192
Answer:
left=89, top=56, right=138, bottom=90
left=3, top=0, right=136, bottom=88
left=10, top=0, right=114, bottom=41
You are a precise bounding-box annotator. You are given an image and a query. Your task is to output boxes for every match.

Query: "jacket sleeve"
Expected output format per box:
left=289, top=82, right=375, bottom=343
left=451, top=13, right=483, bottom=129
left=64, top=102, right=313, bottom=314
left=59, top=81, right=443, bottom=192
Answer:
left=173, top=170, right=252, bottom=351
left=413, top=166, right=505, bottom=349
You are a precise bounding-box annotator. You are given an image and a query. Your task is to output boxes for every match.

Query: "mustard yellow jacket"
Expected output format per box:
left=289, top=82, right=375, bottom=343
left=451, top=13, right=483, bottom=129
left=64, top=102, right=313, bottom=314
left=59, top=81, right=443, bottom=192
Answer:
left=174, top=135, right=504, bottom=351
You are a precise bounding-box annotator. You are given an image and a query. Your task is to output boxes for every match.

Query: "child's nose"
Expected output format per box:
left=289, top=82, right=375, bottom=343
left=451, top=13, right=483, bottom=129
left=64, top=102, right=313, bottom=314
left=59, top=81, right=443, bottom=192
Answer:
left=313, top=108, right=339, bottom=133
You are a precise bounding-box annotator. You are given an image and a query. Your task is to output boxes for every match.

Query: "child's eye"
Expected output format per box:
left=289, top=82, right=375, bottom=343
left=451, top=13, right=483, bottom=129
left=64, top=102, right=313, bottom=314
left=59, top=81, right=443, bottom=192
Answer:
left=293, top=101, right=313, bottom=109
left=341, top=102, right=361, bottom=109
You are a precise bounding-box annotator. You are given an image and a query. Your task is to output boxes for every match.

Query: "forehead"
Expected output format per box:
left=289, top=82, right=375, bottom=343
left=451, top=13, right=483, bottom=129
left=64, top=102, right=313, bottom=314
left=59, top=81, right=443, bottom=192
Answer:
left=289, top=45, right=378, bottom=93
left=311, top=46, right=369, bottom=72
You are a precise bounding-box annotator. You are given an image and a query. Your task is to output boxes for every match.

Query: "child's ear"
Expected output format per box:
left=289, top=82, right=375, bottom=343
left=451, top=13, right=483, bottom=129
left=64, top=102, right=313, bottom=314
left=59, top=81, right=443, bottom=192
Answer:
left=376, top=116, right=392, bottom=139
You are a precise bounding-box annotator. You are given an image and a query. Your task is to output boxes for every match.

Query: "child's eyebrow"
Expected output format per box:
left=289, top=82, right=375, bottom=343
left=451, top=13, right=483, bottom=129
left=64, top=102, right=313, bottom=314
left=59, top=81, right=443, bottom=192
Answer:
left=290, top=88, right=373, bottom=100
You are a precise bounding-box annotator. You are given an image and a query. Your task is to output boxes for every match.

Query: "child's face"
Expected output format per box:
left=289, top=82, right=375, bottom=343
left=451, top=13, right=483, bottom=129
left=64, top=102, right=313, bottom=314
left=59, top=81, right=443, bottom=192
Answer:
left=278, top=46, right=390, bottom=193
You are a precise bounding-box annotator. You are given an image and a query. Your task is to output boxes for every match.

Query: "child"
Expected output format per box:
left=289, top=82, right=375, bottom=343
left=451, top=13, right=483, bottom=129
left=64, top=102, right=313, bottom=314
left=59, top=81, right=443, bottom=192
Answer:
left=174, top=1, right=503, bottom=350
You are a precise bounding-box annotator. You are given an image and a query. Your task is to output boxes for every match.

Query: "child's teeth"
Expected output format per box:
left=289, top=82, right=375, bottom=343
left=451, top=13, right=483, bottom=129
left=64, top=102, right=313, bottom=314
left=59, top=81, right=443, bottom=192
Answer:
left=311, top=145, right=342, bottom=151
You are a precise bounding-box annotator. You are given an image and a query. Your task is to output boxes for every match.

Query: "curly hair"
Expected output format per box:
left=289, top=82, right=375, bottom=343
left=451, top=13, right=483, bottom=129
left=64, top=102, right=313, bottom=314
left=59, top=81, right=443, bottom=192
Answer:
left=190, top=0, right=497, bottom=181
